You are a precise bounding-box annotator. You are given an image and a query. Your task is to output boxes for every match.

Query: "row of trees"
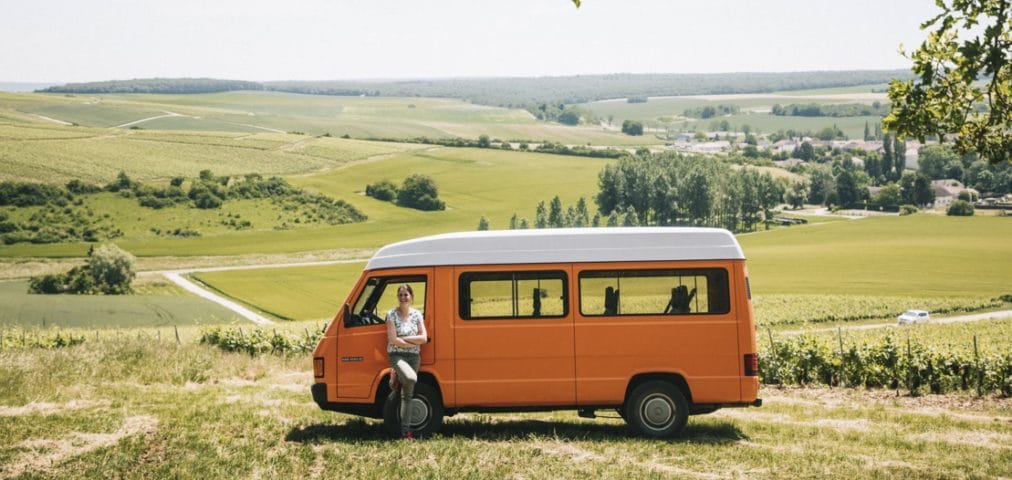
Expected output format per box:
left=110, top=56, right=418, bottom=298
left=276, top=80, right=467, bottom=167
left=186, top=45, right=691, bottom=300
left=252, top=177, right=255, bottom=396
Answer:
left=772, top=102, right=890, bottom=117
left=595, top=153, right=785, bottom=232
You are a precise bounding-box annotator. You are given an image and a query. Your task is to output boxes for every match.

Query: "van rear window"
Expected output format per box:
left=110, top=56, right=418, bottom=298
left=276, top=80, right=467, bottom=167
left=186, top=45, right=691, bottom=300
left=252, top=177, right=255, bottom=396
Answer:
left=579, top=268, right=729, bottom=316
left=459, top=271, right=567, bottom=320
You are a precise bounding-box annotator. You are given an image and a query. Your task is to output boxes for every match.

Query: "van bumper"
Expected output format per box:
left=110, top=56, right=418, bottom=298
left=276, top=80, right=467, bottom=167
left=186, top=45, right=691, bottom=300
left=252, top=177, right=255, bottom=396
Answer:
left=311, top=383, right=382, bottom=418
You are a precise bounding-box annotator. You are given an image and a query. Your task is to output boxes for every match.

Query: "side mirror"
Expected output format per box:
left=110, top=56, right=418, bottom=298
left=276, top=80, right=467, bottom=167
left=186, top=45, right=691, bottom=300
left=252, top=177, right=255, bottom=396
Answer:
left=343, top=304, right=353, bottom=326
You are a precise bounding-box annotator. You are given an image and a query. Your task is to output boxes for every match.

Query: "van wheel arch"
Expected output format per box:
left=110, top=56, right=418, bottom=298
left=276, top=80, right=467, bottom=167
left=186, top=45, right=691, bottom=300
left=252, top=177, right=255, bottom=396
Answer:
left=625, top=373, right=693, bottom=405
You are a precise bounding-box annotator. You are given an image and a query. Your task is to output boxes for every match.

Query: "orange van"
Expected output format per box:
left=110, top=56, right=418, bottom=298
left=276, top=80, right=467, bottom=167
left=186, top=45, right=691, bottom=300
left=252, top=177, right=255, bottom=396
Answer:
left=312, top=227, right=761, bottom=437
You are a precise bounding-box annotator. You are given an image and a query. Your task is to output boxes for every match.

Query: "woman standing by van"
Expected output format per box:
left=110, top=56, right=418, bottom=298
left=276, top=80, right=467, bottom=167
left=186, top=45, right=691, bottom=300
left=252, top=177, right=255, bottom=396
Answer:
left=386, top=284, right=428, bottom=439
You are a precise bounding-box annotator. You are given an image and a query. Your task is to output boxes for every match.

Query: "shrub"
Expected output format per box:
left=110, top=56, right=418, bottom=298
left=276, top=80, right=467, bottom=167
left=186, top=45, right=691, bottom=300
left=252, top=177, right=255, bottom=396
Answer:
left=946, top=199, right=974, bottom=216
left=0, top=181, right=67, bottom=206
left=365, top=179, right=399, bottom=202
left=66, top=179, right=102, bottom=194
left=193, top=191, right=223, bottom=209
left=396, top=174, right=445, bottom=211
left=899, top=204, right=919, bottom=215
left=621, top=120, right=643, bottom=136
left=28, top=274, right=65, bottom=294
left=88, top=243, right=135, bottom=294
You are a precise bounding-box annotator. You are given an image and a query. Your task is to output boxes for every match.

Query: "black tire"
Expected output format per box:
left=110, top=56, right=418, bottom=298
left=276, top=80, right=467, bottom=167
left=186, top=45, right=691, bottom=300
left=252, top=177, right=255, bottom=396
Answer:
left=624, top=380, right=689, bottom=438
left=383, top=382, right=444, bottom=438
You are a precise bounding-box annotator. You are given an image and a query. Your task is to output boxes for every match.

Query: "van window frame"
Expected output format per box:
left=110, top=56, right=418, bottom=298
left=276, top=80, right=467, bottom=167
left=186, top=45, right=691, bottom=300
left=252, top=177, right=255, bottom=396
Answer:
left=345, top=274, right=427, bottom=328
left=458, top=270, right=568, bottom=321
left=577, top=267, right=731, bottom=317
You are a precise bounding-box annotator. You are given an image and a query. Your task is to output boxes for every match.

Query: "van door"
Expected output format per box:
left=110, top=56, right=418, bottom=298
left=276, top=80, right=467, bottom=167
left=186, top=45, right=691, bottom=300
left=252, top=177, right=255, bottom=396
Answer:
left=336, top=270, right=433, bottom=399
left=452, top=267, right=575, bottom=406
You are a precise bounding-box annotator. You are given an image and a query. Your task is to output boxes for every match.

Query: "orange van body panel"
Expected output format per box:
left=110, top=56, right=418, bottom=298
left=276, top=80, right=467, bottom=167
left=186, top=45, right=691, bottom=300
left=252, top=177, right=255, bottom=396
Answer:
left=313, top=259, right=759, bottom=409
left=451, top=264, right=576, bottom=407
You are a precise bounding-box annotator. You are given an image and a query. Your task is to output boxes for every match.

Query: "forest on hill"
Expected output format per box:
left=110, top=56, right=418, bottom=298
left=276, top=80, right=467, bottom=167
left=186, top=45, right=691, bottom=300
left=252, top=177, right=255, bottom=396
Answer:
left=39, top=70, right=912, bottom=119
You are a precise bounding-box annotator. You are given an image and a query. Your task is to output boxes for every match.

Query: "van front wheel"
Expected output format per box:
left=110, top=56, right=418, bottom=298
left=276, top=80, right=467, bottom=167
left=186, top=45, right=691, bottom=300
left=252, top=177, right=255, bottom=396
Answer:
left=383, top=382, right=444, bottom=438
left=625, top=381, right=688, bottom=438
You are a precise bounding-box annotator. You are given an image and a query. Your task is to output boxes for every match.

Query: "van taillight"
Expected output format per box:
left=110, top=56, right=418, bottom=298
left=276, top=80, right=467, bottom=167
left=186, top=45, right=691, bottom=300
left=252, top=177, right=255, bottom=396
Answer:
left=744, top=353, right=759, bottom=377
left=314, top=358, right=325, bottom=378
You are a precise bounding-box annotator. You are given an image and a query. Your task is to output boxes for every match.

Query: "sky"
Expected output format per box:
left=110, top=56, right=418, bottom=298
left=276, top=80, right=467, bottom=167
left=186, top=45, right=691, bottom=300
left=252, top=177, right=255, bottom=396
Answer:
left=1, top=0, right=941, bottom=83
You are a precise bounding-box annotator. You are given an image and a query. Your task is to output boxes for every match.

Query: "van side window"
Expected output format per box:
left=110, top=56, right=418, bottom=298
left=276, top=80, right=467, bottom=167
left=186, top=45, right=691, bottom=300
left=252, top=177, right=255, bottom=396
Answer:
left=345, top=275, right=427, bottom=327
left=459, top=271, right=567, bottom=320
left=579, top=268, right=730, bottom=316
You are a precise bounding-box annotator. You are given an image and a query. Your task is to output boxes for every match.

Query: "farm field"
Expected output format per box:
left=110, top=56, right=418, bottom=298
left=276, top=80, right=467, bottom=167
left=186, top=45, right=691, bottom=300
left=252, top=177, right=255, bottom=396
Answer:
left=0, top=336, right=1008, bottom=479
left=739, top=214, right=1012, bottom=298
left=0, top=91, right=655, bottom=149
left=579, top=87, right=889, bottom=138
left=187, top=214, right=1012, bottom=326
left=0, top=121, right=428, bottom=184
left=0, top=279, right=242, bottom=328
left=191, top=262, right=366, bottom=321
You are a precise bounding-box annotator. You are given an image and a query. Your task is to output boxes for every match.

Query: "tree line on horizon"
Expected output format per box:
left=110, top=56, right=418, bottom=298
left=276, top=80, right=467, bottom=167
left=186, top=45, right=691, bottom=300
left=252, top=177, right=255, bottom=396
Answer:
left=38, top=70, right=912, bottom=122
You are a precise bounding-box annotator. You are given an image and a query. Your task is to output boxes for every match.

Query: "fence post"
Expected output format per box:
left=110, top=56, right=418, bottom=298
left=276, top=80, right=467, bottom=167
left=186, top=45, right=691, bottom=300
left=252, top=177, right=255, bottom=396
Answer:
left=973, top=335, right=982, bottom=397
left=766, top=328, right=776, bottom=385
left=174, top=325, right=181, bottom=346
left=838, top=327, right=846, bottom=387
left=906, top=333, right=913, bottom=396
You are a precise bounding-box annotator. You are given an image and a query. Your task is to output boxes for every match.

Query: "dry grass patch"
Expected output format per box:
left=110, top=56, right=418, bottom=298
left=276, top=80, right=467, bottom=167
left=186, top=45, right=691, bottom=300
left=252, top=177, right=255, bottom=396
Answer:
left=2, top=415, right=157, bottom=479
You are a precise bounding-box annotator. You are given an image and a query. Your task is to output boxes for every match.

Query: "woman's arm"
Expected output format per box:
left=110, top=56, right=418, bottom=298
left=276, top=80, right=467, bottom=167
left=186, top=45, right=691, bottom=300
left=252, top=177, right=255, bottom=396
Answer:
left=399, top=311, right=429, bottom=345
left=386, top=312, right=412, bottom=348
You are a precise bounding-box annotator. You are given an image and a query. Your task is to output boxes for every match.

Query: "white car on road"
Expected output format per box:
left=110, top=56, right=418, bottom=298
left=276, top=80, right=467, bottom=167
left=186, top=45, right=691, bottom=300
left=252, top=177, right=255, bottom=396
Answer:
left=897, top=309, right=930, bottom=325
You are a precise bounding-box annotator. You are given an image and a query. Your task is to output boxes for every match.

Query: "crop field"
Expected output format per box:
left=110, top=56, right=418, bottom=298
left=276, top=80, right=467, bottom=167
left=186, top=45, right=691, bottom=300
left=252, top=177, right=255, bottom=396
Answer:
left=0, top=121, right=427, bottom=184
left=753, top=294, right=1005, bottom=327
left=774, top=317, right=1012, bottom=356
left=192, top=262, right=366, bottom=321
left=739, top=214, right=1012, bottom=298
left=0, top=337, right=1008, bottom=479
left=1, top=91, right=654, bottom=148
left=579, top=88, right=889, bottom=138
left=0, top=279, right=242, bottom=328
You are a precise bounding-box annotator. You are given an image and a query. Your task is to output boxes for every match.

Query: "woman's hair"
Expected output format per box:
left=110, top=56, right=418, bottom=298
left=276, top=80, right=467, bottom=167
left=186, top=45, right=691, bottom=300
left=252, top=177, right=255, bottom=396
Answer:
left=397, top=284, right=414, bottom=297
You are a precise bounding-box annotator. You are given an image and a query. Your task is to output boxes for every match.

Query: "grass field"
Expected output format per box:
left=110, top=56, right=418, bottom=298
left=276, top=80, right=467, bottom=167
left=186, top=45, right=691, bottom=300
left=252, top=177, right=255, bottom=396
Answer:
left=0, top=336, right=1008, bottom=479
left=739, top=214, right=1012, bottom=298
left=0, top=279, right=242, bottom=328
left=1, top=147, right=610, bottom=258
left=188, top=214, right=1012, bottom=324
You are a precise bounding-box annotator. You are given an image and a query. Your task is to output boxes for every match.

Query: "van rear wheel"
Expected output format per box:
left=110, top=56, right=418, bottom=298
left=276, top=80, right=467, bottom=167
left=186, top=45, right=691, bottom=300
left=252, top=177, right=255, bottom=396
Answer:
left=383, top=382, right=444, bottom=438
left=625, top=381, right=688, bottom=438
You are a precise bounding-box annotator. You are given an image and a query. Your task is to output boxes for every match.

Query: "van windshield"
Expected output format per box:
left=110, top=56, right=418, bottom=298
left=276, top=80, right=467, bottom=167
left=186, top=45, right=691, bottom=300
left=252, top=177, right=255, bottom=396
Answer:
left=345, top=275, right=427, bottom=327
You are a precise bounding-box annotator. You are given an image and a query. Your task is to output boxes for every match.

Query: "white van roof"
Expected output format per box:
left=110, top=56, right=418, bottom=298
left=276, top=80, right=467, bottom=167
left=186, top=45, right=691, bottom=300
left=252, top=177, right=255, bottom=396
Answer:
left=365, top=227, right=744, bottom=270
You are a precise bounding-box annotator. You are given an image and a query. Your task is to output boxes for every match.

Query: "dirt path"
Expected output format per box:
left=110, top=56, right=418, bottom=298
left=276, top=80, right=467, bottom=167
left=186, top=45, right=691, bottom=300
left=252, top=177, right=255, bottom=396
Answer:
left=154, top=258, right=369, bottom=325
left=116, top=110, right=188, bottom=128
left=781, top=309, right=1012, bottom=335
left=30, top=114, right=74, bottom=126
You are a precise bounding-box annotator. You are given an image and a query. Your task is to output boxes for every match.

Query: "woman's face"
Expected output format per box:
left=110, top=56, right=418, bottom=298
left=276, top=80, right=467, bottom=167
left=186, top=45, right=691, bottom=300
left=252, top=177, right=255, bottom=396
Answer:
left=397, top=287, right=412, bottom=304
